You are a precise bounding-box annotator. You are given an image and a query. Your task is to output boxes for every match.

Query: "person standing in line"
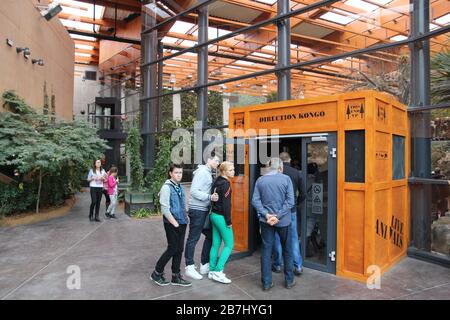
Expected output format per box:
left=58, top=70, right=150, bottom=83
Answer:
left=252, top=158, right=295, bottom=291
left=208, top=161, right=235, bottom=284
left=272, top=152, right=305, bottom=276
left=150, top=164, right=191, bottom=287
left=105, top=166, right=119, bottom=219
left=184, top=154, right=220, bottom=280
left=87, top=159, right=107, bottom=222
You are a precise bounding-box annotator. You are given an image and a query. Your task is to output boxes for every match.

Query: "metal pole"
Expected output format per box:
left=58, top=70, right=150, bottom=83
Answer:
left=157, top=40, right=163, bottom=132
left=277, top=0, right=291, bottom=101
left=409, top=0, right=431, bottom=251
left=141, top=3, right=157, bottom=169
left=196, top=4, right=208, bottom=164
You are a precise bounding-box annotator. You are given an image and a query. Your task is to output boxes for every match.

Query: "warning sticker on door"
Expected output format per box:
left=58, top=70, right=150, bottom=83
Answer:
left=312, top=183, right=323, bottom=215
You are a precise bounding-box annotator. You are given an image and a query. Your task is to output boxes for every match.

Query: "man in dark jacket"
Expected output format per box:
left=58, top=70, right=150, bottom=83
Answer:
left=272, top=152, right=305, bottom=276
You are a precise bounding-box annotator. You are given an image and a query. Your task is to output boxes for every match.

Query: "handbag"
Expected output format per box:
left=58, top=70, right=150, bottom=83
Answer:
left=203, top=206, right=212, bottom=230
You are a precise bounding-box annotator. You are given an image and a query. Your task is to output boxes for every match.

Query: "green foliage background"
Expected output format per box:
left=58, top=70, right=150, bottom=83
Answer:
left=0, top=91, right=109, bottom=216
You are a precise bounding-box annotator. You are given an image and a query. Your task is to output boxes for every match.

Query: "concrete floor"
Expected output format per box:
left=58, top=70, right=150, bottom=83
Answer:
left=0, top=190, right=449, bottom=300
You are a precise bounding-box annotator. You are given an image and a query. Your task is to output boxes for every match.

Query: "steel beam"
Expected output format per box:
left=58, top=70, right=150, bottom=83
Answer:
left=277, top=0, right=291, bottom=101
left=409, top=0, right=432, bottom=251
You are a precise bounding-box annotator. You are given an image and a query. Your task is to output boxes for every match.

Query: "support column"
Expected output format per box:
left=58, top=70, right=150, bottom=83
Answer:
left=141, top=4, right=157, bottom=169
left=195, top=4, right=208, bottom=164
left=276, top=0, right=291, bottom=101
left=173, top=93, right=182, bottom=121
left=223, top=93, right=230, bottom=125
left=157, top=40, right=163, bottom=132
left=409, top=0, right=431, bottom=250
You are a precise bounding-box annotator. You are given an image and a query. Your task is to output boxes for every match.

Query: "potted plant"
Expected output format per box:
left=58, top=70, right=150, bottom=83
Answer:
left=124, top=125, right=154, bottom=215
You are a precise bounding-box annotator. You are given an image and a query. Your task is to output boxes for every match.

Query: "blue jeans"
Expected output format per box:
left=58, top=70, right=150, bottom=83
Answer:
left=260, top=222, right=294, bottom=287
left=272, top=212, right=303, bottom=270
left=184, top=209, right=212, bottom=266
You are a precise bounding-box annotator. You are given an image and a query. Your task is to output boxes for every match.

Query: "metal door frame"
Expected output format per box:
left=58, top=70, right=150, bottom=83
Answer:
left=301, top=133, right=337, bottom=274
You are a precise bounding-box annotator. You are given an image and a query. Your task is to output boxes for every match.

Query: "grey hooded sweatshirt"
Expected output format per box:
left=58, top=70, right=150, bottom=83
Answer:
left=189, top=164, right=213, bottom=212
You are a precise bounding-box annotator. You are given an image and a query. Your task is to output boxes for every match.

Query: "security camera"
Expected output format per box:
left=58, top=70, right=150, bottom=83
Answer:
left=42, top=2, right=63, bottom=21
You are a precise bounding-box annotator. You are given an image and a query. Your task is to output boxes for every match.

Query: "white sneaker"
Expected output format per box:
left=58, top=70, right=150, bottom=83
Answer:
left=185, top=264, right=203, bottom=280
left=211, top=271, right=231, bottom=284
left=200, top=263, right=210, bottom=275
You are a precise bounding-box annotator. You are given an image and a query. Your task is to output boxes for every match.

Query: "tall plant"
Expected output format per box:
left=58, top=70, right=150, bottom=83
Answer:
left=146, top=136, right=172, bottom=208
left=431, top=50, right=450, bottom=104
left=125, top=126, right=144, bottom=191
left=346, top=50, right=450, bottom=107
left=0, top=91, right=108, bottom=214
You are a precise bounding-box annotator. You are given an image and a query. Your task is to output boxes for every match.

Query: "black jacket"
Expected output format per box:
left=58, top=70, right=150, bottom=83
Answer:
left=211, top=176, right=232, bottom=226
left=283, top=162, right=305, bottom=208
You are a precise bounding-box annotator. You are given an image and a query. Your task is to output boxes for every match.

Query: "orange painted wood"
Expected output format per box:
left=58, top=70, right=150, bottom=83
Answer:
left=228, top=90, right=409, bottom=282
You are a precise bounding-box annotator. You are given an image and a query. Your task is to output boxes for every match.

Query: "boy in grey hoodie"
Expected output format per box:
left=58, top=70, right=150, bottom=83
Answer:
left=184, top=154, right=220, bottom=280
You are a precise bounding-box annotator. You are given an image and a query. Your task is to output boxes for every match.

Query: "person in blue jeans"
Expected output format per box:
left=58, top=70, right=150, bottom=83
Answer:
left=272, top=152, right=305, bottom=276
left=252, top=158, right=296, bottom=291
left=184, top=154, right=220, bottom=280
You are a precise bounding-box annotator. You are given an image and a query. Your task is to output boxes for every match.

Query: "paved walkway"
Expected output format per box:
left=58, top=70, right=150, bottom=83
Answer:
left=0, top=190, right=449, bottom=300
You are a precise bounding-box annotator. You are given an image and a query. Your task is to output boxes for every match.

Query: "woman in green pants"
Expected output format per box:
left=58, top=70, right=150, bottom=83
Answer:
left=208, top=161, right=235, bottom=284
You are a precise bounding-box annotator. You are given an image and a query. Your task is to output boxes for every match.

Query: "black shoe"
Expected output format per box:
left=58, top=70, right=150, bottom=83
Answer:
left=262, top=282, right=274, bottom=291
left=110, top=215, right=117, bottom=219
left=294, top=267, right=303, bottom=276
left=272, top=265, right=282, bottom=273
left=171, top=273, right=192, bottom=287
left=94, top=218, right=101, bottom=222
left=105, top=213, right=111, bottom=219
left=286, top=279, right=296, bottom=289
left=151, top=271, right=170, bottom=286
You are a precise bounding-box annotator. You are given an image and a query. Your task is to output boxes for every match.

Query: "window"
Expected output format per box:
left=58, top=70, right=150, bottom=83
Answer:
left=345, top=130, right=365, bottom=182
left=392, top=135, right=405, bottom=180
left=320, top=9, right=357, bottom=26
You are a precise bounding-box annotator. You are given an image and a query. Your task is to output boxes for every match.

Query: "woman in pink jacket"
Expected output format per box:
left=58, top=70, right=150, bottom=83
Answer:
left=105, top=166, right=119, bottom=219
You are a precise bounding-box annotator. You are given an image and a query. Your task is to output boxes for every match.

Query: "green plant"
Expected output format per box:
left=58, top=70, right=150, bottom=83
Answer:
left=0, top=182, right=36, bottom=216
left=265, top=91, right=278, bottom=103
left=146, top=136, right=172, bottom=205
left=346, top=49, right=450, bottom=108
left=345, top=55, right=410, bottom=105
left=131, top=207, right=157, bottom=218
left=125, top=126, right=144, bottom=191
left=431, top=49, right=450, bottom=105
left=2, top=90, right=36, bottom=114
left=0, top=91, right=108, bottom=214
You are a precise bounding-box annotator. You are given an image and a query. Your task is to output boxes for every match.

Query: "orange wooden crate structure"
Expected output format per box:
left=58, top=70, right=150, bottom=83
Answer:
left=227, top=90, right=410, bottom=282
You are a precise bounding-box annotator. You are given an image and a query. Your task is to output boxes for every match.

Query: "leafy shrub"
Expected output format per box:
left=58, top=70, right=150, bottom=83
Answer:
left=131, top=207, right=158, bottom=219
left=0, top=91, right=109, bottom=215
